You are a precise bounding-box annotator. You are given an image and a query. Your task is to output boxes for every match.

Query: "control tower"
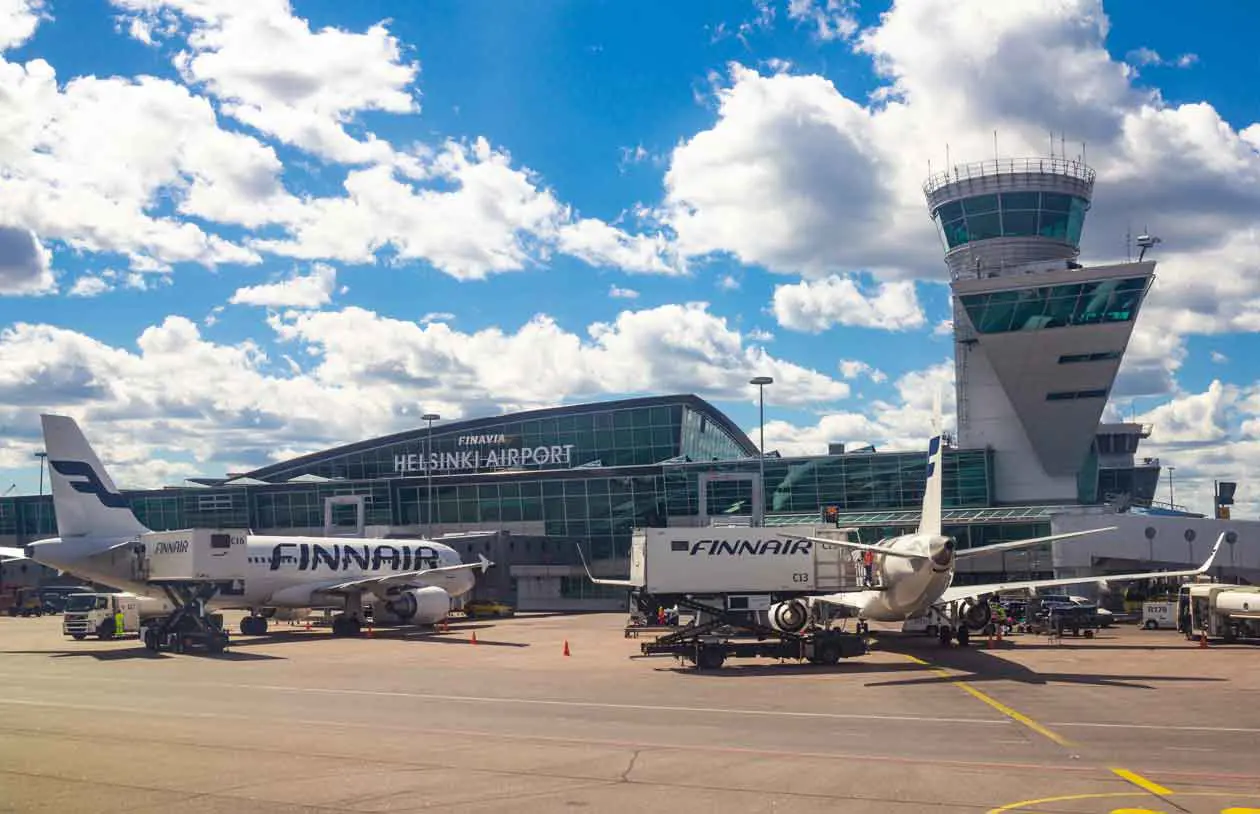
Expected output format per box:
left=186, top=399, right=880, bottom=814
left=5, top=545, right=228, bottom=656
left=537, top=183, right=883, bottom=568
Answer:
left=923, top=157, right=1156, bottom=503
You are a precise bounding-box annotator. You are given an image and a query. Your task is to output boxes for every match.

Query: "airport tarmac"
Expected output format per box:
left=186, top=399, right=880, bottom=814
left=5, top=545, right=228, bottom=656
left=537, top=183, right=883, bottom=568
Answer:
left=1, top=613, right=1258, bottom=813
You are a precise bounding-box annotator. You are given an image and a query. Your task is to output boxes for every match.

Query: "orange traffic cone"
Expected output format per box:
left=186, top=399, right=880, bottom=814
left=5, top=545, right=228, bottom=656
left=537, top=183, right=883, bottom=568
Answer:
left=1199, top=632, right=1208, bottom=648
left=366, top=624, right=374, bottom=638
left=470, top=630, right=478, bottom=645
left=563, top=640, right=570, bottom=657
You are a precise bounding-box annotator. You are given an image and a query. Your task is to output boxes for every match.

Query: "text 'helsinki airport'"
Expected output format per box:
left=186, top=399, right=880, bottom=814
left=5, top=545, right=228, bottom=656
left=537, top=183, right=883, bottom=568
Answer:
left=4, top=155, right=1258, bottom=609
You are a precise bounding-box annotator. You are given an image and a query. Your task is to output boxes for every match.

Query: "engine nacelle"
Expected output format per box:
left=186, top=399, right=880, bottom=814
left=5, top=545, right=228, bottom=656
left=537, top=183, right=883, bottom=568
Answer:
left=373, top=586, right=451, bottom=626
left=961, top=600, right=992, bottom=631
left=768, top=599, right=810, bottom=634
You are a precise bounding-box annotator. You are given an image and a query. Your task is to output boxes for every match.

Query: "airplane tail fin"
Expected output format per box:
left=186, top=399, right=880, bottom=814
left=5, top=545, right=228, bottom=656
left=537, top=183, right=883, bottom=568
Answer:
left=40, top=414, right=149, bottom=539
left=917, top=393, right=944, bottom=538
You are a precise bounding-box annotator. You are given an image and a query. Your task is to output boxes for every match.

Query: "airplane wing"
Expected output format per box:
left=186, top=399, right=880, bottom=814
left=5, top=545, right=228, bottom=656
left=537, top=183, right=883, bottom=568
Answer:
left=783, top=534, right=927, bottom=560
left=953, top=527, right=1117, bottom=560
left=812, top=589, right=882, bottom=611
left=320, top=554, right=493, bottom=593
left=938, top=532, right=1226, bottom=605
left=0, top=546, right=27, bottom=560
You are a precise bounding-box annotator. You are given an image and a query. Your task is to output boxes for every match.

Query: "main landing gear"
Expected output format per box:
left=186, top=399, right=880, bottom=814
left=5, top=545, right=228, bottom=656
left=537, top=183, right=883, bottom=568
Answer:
left=330, top=590, right=365, bottom=638
left=239, top=614, right=269, bottom=636
left=926, top=602, right=974, bottom=647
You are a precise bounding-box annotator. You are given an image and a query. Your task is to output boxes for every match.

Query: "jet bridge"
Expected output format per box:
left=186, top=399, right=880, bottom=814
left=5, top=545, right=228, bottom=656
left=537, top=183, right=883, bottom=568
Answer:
left=138, top=528, right=248, bottom=654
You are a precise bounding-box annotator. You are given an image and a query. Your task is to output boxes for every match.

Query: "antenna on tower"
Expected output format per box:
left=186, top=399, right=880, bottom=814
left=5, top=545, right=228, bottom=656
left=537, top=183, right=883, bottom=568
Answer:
left=1060, top=132, right=1066, bottom=159
left=994, top=130, right=999, bottom=161
left=1082, top=140, right=1087, bottom=166
left=1049, top=131, right=1054, bottom=158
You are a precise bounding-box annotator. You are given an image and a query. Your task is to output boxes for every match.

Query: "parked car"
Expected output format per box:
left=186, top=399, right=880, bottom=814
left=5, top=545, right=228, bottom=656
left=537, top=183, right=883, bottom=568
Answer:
left=464, top=599, right=515, bottom=619
left=1036, top=594, right=1114, bottom=627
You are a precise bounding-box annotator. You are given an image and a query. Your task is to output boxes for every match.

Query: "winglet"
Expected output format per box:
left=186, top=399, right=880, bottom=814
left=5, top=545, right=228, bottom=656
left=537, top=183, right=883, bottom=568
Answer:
left=478, top=553, right=493, bottom=573
left=576, top=543, right=639, bottom=587
left=1195, top=532, right=1226, bottom=574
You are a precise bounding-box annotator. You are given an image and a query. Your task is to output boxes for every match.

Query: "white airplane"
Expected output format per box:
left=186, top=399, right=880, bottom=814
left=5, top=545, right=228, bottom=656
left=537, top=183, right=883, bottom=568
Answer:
left=12, top=414, right=493, bottom=637
left=778, top=430, right=1225, bottom=646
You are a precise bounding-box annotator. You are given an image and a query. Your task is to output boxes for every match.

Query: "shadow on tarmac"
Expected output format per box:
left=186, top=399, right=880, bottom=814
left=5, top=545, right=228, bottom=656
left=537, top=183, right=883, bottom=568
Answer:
left=0, top=646, right=283, bottom=662
left=225, top=623, right=530, bottom=650
left=866, top=637, right=1226, bottom=690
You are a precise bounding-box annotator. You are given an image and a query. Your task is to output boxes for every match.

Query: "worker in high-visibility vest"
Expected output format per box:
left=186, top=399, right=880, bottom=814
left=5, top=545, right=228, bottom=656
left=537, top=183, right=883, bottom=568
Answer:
left=862, top=551, right=875, bottom=586
left=114, top=609, right=125, bottom=637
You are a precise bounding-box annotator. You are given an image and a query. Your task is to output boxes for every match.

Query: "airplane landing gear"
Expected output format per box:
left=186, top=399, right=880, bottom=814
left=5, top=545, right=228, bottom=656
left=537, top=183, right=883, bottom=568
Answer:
left=331, top=615, right=361, bottom=637
left=240, top=615, right=269, bottom=636
left=331, top=591, right=365, bottom=637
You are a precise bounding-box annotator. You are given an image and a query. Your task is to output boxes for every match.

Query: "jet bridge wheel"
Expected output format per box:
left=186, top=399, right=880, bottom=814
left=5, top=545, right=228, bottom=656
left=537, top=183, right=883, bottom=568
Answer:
left=693, top=646, right=726, bottom=670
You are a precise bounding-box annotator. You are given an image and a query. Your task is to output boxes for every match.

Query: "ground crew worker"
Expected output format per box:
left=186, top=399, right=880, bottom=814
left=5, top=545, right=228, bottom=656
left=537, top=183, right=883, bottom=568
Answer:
left=993, top=602, right=1008, bottom=633
left=114, top=607, right=125, bottom=637
left=862, top=551, right=875, bottom=586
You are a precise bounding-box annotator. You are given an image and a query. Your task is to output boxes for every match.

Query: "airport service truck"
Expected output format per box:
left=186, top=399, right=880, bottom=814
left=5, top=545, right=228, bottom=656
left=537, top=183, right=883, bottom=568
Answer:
left=1180, top=583, right=1260, bottom=643
left=63, top=592, right=142, bottom=640
left=622, top=526, right=868, bottom=670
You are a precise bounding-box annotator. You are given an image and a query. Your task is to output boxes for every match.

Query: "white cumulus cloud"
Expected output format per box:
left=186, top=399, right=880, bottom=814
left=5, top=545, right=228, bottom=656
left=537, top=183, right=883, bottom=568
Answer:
left=230, top=263, right=337, bottom=309
left=773, top=275, right=925, bottom=332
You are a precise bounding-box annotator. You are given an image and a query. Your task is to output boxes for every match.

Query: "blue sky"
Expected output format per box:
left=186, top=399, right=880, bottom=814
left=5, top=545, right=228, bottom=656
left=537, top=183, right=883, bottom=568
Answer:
left=2, top=0, right=1259, bottom=514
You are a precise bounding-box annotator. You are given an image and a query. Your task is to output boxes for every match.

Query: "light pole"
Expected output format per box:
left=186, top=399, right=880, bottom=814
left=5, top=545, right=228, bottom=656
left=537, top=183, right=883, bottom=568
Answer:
left=34, top=451, right=47, bottom=496
left=1167, top=465, right=1176, bottom=508
left=749, top=376, right=773, bottom=527
left=422, top=413, right=440, bottom=538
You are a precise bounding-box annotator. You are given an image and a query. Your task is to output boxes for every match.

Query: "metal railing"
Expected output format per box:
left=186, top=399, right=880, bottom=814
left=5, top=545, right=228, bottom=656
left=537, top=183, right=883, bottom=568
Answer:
left=923, top=157, right=1096, bottom=197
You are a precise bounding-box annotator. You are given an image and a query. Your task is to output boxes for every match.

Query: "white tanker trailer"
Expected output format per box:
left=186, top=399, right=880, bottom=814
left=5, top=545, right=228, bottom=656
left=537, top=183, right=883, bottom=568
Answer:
left=1181, top=583, right=1260, bottom=643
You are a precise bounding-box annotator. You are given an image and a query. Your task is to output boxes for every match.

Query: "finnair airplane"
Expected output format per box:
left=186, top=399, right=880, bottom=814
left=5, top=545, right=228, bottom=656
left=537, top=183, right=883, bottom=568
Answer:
left=781, top=431, right=1224, bottom=646
left=12, top=414, right=493, bottom=637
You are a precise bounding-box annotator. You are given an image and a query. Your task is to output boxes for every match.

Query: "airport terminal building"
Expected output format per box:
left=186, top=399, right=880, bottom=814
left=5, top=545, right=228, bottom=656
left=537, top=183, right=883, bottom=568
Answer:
left=5, top=154, right=1259, bottom=608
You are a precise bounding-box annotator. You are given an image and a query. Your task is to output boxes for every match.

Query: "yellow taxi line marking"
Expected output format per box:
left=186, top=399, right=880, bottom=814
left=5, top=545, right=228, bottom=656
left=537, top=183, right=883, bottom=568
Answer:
left=1111, top=768, right=1175, bottom=797
left=987, top=791, right=1137, bottom=813
left=903, top=655, right=1073, bottom=748
left=989, top=793, right=1260, bottom=814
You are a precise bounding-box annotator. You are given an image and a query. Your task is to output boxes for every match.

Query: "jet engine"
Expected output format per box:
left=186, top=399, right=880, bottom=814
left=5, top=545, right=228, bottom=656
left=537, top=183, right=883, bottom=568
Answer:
left=373, top=586, right=451, bottom=626
left=768, top=599, right=810, bottom=634
left=960, top=599, right=992, bottom=631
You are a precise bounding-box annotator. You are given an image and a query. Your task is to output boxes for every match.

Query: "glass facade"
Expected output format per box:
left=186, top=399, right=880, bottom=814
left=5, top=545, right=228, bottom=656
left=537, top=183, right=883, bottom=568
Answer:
left=933, top=191, right=1090, bottom=250
left=0, top=448, right=994, bottom=564
left=247, top=398, right=753, bottom=483
left=959, top=276, right=1149, bottom=334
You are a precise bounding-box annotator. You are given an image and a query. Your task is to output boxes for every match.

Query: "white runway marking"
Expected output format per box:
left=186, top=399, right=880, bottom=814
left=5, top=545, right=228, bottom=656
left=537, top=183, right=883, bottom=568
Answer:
left=0, top=672, right=1007, bottom=726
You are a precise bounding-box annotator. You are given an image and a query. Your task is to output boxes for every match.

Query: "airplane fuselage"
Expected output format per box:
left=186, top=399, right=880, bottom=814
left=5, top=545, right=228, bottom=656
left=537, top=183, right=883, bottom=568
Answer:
left=26, top=534, right=474, bottom=614
left=841, top=533, right=956, bottom=622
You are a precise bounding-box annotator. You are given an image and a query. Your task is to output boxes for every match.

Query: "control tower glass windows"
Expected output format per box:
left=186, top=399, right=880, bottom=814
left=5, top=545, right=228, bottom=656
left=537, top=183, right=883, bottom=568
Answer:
left=932, top=192, right=1091, bottom=249
left=960, top=276, right=1150, bottom=334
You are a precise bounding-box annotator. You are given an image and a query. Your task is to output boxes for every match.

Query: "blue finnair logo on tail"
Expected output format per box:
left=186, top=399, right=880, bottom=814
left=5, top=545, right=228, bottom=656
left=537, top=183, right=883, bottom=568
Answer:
left=49, top=460, right=130, bottom=509
left=925, top=436, right=941, bottom=479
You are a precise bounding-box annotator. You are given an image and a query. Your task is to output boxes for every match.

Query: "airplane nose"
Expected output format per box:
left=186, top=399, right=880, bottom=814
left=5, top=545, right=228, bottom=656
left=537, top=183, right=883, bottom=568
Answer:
left=931, top=537, right=955, bottom=567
